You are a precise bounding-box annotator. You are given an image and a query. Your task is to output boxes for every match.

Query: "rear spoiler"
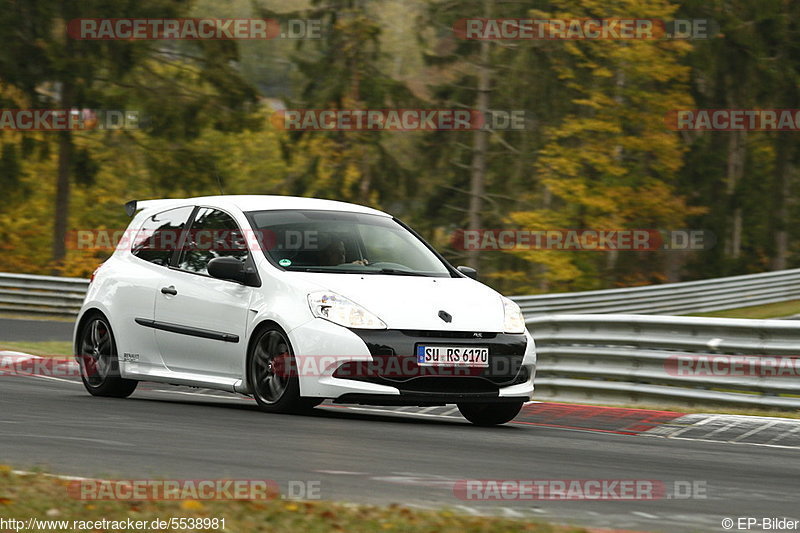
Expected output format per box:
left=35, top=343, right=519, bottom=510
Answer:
left=124, top=199, right=186, bottom=217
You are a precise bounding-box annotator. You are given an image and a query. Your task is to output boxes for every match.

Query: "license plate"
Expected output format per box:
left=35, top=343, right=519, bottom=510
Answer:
left=416, top=345, right=489, bottom=367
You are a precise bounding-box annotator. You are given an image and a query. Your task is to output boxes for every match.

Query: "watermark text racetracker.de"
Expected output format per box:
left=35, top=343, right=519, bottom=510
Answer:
left=0, top=109, right=139, bottom=131
left=666, top=109, right=800, bottom=131
left=67, top=479, right=321, bottom=501
left=665, top=355, right=800, bottom=378
left=453, top=479, right=707, bottom=500
left=68, top=228, right=314, bottom=252
left=0, top=355, right=82, bottom=379
left=271, top=109, right=526, bottom=131
left=454, top=18, right=718, bottom=40
left=67, top=18, right=322, bottom=40
left=451, top=229, right=714, bottom=251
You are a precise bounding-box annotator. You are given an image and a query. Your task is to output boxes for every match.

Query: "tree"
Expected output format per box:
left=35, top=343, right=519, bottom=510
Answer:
left=413, top=0, right=564, bottom=285
left=0, top=0, right=259, bottom=273
left=265, top=0, right=417, bottom=208
left=510, top=0, right=702, bottom=290
left=678, top=0, right=800, bottom=275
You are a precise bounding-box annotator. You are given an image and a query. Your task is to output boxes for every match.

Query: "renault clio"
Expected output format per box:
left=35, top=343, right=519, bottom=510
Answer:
left=74, top=196, right=535, bottom=425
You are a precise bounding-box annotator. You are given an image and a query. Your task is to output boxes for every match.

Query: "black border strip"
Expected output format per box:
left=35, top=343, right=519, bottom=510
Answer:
left=135, top=318, right=239, bottom=343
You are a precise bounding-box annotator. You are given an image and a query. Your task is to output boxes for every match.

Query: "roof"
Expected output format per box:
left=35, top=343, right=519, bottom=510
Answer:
left=129, top=195, right=390, bottom=217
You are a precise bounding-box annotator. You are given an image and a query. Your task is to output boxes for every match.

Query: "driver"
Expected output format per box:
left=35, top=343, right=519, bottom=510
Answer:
left=319, top=238, right=368, bottom=266
left=320, top=239, right=346, bottom=266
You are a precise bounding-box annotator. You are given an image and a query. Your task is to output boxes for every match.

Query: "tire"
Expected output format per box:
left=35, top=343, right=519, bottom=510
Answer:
left=457, top=401, right=524, bottom=426
left=77, top=313, right=138, bottom=398
left=248, top=325, right=320, bottom=413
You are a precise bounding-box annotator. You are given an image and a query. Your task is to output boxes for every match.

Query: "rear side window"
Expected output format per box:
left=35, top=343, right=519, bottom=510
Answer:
left=131, top=206, right=194, bottom=266
left=177, top=208, right=249, bottom=275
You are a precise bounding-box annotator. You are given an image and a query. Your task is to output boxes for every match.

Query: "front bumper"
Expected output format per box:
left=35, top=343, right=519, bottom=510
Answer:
left=333, top=392, right=530, bottom=406
left=288, top=319, right=535, bottom=404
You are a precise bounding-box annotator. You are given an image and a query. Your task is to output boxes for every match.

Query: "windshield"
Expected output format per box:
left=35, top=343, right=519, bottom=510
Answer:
left=246, top=210, right=452, bottom=277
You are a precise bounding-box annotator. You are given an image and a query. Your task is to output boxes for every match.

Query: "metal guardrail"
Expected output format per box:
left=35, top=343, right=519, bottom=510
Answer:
left=511, top=268, right=800, bottom=316
left=529, top=313, right=800, bottom=409
left=2, top=267, right=800, bottom=319
left=0, top=272, right=88, bottom=317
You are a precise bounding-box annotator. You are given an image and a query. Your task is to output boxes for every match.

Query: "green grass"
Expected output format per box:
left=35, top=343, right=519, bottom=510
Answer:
left=0, top=341, right=73, bottom=357
left=689, top=299, right=800, bottom=319
left=0, top=468, right=580, bottom=533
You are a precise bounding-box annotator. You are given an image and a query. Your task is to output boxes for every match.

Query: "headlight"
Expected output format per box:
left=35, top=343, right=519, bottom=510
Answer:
left=307, top=291, right=387, bottom=329
left=502, top=297, right=526, bottom=334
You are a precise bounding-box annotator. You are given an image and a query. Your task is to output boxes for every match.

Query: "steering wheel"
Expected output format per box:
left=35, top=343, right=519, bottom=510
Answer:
left=366, top=261, right=410, bottom=270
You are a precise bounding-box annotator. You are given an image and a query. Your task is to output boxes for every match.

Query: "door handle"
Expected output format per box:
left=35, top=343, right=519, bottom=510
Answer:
left=160, top=286, right=178, bottom=296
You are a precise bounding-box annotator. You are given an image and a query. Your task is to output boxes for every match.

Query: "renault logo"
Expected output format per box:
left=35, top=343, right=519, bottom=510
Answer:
left=438, top=310, right=452, bottom=323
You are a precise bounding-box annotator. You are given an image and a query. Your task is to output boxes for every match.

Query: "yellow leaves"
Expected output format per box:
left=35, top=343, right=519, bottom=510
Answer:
left=526, top=9, right=550, bottom=20
left=613, top=181, right=707, bottom=226
left=572, top=98, right=604, bottom=111
left=283, top=502, right=299, bottom=512
left=342, top=162, right=362, bottom=191
left=287, top=130, right=381, bottom=204
left=0, top=468, right=14, bottom=505
left=180, top=500, right=205, bottom=511
left=528, top=4, right=697, bottom=292
left=592, top=66, right=614, bottom=78
left=0, top=100, right=299, bottom=276
left=507, top=210, right=556, bottom=230
left=503, top=209, right=586, bottom=289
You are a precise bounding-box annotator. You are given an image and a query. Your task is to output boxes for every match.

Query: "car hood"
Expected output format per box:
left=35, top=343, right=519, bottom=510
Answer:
left=289, top=273, right=506, bottom=332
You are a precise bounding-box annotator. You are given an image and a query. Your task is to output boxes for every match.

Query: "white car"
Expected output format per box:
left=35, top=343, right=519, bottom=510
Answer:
left=73, top=195, right=536, bottom=425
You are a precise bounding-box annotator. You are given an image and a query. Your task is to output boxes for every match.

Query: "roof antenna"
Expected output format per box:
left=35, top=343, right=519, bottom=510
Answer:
left=214, top=172, right=225, bottom=195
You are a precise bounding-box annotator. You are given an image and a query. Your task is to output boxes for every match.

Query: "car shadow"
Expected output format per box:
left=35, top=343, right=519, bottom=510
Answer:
left=121, top=389, right=518, bottom=429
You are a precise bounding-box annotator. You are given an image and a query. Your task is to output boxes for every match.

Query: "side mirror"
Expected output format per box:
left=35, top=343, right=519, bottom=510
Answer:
left=208, top=256, right=248, bottom=284
left=456, top=265, right=478, bottom=280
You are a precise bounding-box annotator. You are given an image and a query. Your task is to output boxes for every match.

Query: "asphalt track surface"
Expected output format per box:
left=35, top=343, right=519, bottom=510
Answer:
left=1, top=319, right=799, bottom=532
left=0, top=317, right=74, bottom=341
left=2, top=373, right=799, bottom=533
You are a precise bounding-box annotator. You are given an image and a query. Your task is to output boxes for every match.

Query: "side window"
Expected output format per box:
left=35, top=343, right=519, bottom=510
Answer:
left=177, top=208, right=249, bottom=275
left=131, top=206, right=194, bottom=266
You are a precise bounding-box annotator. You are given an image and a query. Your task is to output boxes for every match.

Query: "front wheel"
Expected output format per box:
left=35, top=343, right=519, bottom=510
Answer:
left=248, top=326, right=320, bottom=413
left=77, top=314, right=138, bottom=398
left=457, top=401, right=524, bottom=426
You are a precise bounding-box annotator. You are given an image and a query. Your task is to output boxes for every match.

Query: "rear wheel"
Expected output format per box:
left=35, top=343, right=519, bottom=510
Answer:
left=457, top=401, right=524, bottom=426
left=248, top=326, right=320, bottom=413
left=77, top=314, right=138, bottom=398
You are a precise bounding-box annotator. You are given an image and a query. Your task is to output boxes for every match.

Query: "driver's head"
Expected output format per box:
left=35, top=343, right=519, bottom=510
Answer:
left=320, top=238, right=346, bottom=266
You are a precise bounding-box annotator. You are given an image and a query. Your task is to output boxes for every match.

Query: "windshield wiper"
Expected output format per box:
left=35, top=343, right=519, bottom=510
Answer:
left=288, top=267, right=362, bottom=274
left=372, top=268, right=429, bottom=277
left=288, top=266, right=430, bottom=277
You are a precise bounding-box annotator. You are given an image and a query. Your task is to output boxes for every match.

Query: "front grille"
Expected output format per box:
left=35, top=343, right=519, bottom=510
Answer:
left=334, top=358, right=530, bottom=391
left=400, top=330, right=498, bottom=339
